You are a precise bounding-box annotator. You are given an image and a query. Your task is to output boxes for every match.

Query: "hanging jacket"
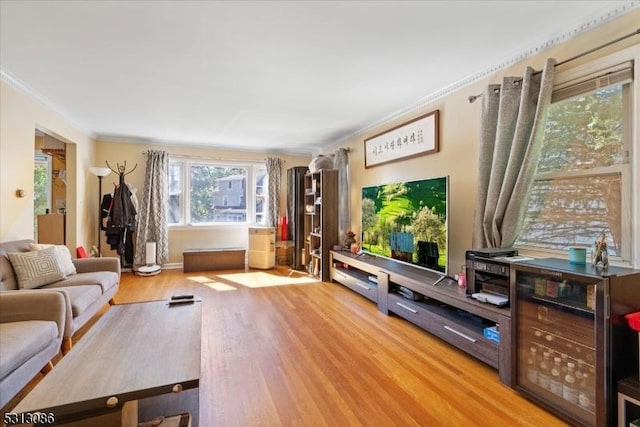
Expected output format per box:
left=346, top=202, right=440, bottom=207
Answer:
left=111, top=182, right=137, bottom=232
left=104, top=175, right=138, bottom=257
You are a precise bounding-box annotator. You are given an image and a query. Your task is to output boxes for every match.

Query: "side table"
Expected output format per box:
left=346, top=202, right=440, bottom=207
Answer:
left=618, top=376, right=640, bottom=427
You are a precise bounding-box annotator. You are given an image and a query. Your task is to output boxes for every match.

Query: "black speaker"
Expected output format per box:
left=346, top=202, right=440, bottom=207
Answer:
left=287, top=166, right=308, bottom=269
left=417, top=241, right=439, bottom=268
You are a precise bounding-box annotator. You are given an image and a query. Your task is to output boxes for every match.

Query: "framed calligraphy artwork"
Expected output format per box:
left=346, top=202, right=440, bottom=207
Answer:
left=364, top=110, right=439, bottom=168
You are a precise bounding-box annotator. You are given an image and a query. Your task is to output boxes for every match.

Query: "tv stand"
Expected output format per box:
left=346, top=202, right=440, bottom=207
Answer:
left=330, top=250, right=512, bottom=385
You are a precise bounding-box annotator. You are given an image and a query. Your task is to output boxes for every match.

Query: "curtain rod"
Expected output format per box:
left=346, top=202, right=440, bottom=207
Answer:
left=468, top=28, right=640, bottom=103
left=143, top=151, right=279, bottom=164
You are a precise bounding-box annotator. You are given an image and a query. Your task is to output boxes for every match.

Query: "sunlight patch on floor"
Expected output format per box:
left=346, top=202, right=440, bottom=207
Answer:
left=202, top=282, right=237, bottom=291
left=187, top=275, right=237, bottom=291
left=217, top=271, right=319, bottom=288
left=187, top=276, right=216, bottom=283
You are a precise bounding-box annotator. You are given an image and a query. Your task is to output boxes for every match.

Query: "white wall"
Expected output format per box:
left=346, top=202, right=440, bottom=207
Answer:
left=94, top=140, right=310, bottom=264
left=0, top=80, right=95, bottom=251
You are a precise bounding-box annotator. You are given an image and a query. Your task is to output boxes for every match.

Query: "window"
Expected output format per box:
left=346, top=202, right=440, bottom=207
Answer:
left=255, top=166, right=267, bottom=224
left=34, top=153, right=51, bottom=216
left=516, top=56, right=635, bottom=263
left=168, top=158, right=267, bottom=226
left=34, top=152, right=51, bottom=236
left=168, top=162, right=183, bottom=224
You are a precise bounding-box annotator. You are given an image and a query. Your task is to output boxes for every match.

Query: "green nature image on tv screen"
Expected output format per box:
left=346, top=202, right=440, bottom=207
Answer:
left=361, top=176, right=448, bottom=273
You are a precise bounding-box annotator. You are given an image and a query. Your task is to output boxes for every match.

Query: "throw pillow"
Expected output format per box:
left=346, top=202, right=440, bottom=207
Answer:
left=29, top=243, right=77, bottom=277
left=8, top=247, right=65, bottom=289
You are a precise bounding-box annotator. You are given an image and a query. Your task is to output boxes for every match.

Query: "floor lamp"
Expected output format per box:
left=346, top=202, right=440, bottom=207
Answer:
left=89, top=167, right=112, bottom=257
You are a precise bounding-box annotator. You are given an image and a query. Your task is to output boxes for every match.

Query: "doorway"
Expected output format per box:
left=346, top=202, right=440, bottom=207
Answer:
left=34, top=131, right=67, bottom=244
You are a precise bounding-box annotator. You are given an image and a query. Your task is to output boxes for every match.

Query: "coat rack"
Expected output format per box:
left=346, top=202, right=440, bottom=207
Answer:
left=102, top=160, right=138, bottom=268
left=105, top=160, right=137, bottom=182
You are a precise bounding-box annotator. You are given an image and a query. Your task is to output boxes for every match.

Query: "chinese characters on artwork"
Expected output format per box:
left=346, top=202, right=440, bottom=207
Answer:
left=364, top=111, right=439, bottom=168
left=371, top=129, right=424, bottom=157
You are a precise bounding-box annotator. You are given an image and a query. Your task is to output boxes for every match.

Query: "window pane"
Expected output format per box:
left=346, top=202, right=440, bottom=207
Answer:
left=255, top=167, right=267, bottom=224
left=168, top=162, right=182, bottom=224
left=516, top=82, right=629, bottom=257
left=34, top=155, right=50, bottom=216
left=189, top=165, right=247, bottom=223
left=518, top=174, right=622, bottom=256
left=537, top=85, right=626, bottom=174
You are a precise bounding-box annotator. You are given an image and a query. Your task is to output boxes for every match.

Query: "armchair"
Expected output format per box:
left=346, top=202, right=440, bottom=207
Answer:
left=0, top=290, right=66, bottom=408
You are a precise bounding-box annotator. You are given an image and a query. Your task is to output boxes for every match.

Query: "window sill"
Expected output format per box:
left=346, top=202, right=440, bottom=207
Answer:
left=169, top=223, right=251, bottom=231
left=515, top=246, right=633, bottom=269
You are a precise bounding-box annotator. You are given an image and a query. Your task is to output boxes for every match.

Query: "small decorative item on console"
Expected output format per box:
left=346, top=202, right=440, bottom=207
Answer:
left=457, top=265, right=467, bottom=288
left=344, top=230, right=356, bottom=248
left=592, top=232, right=609, bottom=269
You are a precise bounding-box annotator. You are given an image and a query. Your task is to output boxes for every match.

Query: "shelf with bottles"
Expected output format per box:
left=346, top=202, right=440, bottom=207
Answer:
left=517, top=274, right=597, bottom=314
left=526, top=327, right=595, bottom=367
left=511, top=258, right=640, bottom=426
left=521, top=343, right=597, bottom=421
left=519, top=300, right=594, bottom=347
left=517, top=290, right=597, bottom=424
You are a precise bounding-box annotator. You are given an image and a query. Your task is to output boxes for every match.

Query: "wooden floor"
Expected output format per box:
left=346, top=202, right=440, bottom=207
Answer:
left=5, top=267, right=568, bottom=426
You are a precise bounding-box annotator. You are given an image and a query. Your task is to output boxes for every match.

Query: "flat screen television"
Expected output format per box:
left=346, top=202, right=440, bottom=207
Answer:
left=361, top=175, right=448, bottom=273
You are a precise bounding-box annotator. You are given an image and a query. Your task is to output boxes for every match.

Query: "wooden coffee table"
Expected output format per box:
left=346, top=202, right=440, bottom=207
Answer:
left=12, top=300, right=202, bottom=426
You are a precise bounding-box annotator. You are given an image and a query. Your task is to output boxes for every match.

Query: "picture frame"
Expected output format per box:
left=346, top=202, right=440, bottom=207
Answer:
left=364, top=110, right=439, bottom=168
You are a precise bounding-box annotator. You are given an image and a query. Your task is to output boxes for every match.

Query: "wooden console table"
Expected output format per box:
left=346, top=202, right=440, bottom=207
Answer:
left=330, top=250, right=512, bottom=385
left=183, top=247, right=245, bottom=272
left=12, top=300, right=202, bottom=426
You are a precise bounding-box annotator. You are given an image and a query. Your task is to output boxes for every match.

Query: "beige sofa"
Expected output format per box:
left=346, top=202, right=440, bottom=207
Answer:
left=0, top=239, right=120, bottom=353
left=0, top=290, right=66, bottom=408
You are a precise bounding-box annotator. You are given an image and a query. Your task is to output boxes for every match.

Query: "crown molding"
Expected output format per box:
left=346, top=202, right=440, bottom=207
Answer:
left=95, top=133, right=314, bottom=157
left=0, top=68, right=91, bottom=136
left=334, top=1, right=640, bottom=146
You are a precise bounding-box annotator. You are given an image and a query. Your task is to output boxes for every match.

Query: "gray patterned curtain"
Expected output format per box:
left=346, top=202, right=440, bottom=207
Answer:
left=134, top=150, right=169, bottom=266
left=265, top=157, right=282, bottom=227
left=333, top=148, right=350, bottom=238
left=473, top=58, right=556, bottom=248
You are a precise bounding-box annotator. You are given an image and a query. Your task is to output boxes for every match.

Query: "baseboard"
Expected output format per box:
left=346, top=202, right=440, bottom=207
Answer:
left=133, top=262, right=247, bottom=271
left=162, top=263, right=183, bottom=270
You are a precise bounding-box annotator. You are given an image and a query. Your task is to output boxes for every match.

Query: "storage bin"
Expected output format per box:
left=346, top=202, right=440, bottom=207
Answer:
left=483, top=325, right=500, bottom=343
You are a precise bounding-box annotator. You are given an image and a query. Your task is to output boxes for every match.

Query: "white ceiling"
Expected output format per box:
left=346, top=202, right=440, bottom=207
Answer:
left=1, top=1, right=637, bottom=155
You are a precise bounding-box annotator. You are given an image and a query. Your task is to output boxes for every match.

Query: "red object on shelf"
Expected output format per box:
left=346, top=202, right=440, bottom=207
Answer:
left=625, top=312, right=640, bottom=331
left=281, top=216, right=288, bottom=241
left=76, top=246, right=88, bottom=258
